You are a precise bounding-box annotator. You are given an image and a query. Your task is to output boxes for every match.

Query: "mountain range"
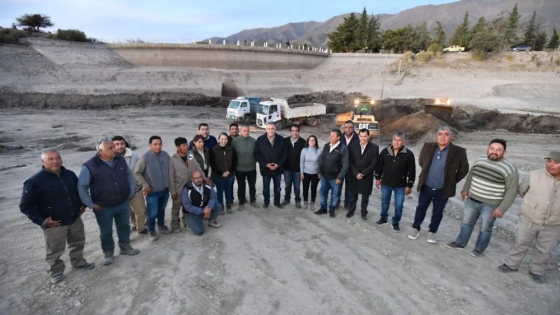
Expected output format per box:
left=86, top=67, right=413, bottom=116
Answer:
left=209, top=0, right=560, bottom=47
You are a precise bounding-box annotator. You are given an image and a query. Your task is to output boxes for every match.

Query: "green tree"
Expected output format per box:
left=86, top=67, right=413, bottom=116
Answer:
left=15, top=14, right=53, bottom=32
left=534, top=31, right=547, bottom=51
left=327, top=13, right=360, bottom=52
left=356, top=7, right=368, bottom=50
left=382, top=25, right=416, bottom=53
left=503, top=3, right=521, bottom=46
left=547, top=28, right=559, bottom=49
left=432, top=21, right=446, bottom=46
left=470, top=31, right=501, bottom=52
left=366, top=14, right=381, bottom=52
left=414, top=21, right=431, bottom=51
left=449, top=11, right=470, bottom=46
left=523, top=10, right=537, bottom=45
left=467, top=17, right=486, bottom=49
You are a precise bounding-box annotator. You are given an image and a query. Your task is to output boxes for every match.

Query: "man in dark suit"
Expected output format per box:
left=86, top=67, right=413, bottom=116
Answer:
left=255, top=122, right=287, bottom=209
left=338, top=120, right=360, bottom=209
left=408, top=126, right=469, bottom=244
left=347, top=129, right=379, bottom=220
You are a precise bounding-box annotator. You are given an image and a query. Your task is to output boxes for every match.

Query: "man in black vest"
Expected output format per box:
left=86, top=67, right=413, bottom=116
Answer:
left=347, top=129, right=379, bottom=220
left=20, top=149, right=95, bottom=284
left=255, top=122, right=287, bottom=209
left=282, top=124, right=306, bottom=208
left=182, top=170, right=223, bottom=235
left=78, top=137, right=140, bottom=266
left=315, top=129, right=349, bottom=218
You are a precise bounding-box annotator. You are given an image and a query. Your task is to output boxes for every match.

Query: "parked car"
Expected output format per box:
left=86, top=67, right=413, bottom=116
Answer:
left=443, top=45, right=465, bottom=52
left=512, top=45, right=533, bottom=52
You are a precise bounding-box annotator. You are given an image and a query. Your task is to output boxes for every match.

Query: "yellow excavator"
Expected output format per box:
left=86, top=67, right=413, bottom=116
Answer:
left=425, top=98, right=453, bottom=119
left=335, top=98, right=380, bottom=142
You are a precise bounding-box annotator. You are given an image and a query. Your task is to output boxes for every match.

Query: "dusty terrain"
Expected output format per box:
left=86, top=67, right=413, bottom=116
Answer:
left=0, top=39, right=559, bottom=315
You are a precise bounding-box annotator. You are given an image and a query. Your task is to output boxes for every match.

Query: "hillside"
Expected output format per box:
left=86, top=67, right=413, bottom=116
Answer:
left=210, top=0, right=560, bottom=46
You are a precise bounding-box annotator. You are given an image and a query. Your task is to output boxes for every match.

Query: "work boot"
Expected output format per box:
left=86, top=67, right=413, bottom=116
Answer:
left=158, top=225, right=171, bottom=234
left=103, top=251, right=114, bottom=266
left=120, top=244, right=140, bottom=256
left=74, top=262, right=95, bottom=271
left=50, top=274, right=66, bottom=284
left=497, top=264, right=518, bottom=273
left=138, top=228, right=148, bottom=235
left=281, top=200, right=290, bottom=206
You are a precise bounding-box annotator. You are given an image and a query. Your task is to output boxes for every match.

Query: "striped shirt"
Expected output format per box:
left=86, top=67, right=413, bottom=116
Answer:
left=463, top=155, right=519, bottom=212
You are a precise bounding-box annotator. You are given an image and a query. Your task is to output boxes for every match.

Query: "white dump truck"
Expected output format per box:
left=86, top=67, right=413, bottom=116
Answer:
left=256, top=98, right=326, bottom=130
left=226, top=96, right=261, bottom=124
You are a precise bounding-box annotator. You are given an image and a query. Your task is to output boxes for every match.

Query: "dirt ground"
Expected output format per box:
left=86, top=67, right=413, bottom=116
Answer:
left=0, top=39, right=559, bottom=315
left=0, top=106, right=559, bottom=315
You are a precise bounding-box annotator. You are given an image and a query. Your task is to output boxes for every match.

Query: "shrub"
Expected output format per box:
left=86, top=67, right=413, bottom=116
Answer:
left=505, top=54, right=514, bottom=62
left=56, top=29, right=88, bottom=42
left=416, top=50, right=433, bottom=62
left=403, top=50, right=415, bottom=60
left=0, top=28, right=26, bottom=43
left=427, top=43, right=443, bottom=53
left=556, top=58, right=560, bottom=66
left=471, top=50, right=487, bottom=61
left=531, top=54, right=537, bottom=61
left=434, top=51, right=443, bottom=59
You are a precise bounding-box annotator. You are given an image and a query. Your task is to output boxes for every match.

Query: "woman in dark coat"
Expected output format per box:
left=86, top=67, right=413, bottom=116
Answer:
left=347, top=129, right=379, bottom=219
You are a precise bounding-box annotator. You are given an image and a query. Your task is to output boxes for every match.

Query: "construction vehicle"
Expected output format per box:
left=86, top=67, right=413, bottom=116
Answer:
left=425, top=98, right=453, bottom=120
left=335, top=98, right=380, bottom=142
left=226, top=96, right=261, bottom=124
left=256, top=98, right=326, bottom=130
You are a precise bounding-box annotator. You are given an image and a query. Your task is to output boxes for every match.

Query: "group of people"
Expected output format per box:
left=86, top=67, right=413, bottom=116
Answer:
left=19, top=120, right=560, bottom=285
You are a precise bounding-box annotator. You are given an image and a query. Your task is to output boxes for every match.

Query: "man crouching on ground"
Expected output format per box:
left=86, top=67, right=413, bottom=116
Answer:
left=182, top=170, right=222, bottom=235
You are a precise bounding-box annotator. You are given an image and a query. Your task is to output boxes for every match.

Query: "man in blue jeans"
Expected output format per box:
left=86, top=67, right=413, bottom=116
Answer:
left=375, top=132, right=416, bottom=232
left=79, top=138, right=140, bottom=266
left=255, top=122, right=287, bottom=209
left=282, top=124, right=306, bottom=208
left=134, top=135, right=171, bottom=242
left=182, top=170, right=222, bottom=235
left=315, top=129, right=349, bottom=218
left=445, top=139, right=518, bottom=257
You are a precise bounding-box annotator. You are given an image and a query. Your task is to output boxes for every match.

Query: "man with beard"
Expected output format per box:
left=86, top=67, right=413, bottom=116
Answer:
left=189, top=123, right=217, bottom=150
left=446, top=139, right=518, bottom=257
left=182, top=170, right=222, bottom=235
left=112, top=136, right=147, bottom=234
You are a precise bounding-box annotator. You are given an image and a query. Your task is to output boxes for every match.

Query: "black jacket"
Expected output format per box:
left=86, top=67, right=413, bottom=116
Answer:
left=19, top=166, right=82, bottom=227
left=318, top=142, right=349, bottom=180
left=375, top=146, right=416, bottom=188
left=341, top=132, right=359, bottom=147
left=255, top=133, right=287, bottom=177
left=349, top=142, right=379, bottom=194
left=209, top=144, right=237, bottom=178
left=283, top=137, right=306, bottom=172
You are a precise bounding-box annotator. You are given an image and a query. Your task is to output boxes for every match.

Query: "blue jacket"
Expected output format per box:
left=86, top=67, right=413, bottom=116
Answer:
left=19, top=166, right=82, bottom=227
left=81, top=155, right=132, bottom=207
left=182, top=183, right=217, bottom=215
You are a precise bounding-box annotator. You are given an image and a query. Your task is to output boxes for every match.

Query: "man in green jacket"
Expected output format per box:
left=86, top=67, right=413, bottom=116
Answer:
left=232, top=125, right=258, bottom=210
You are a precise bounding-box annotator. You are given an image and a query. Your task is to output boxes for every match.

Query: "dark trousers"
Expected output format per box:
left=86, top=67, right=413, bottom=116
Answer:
left=336, top=172, right=352, bottom=207
left=302, top=173, right=320, bottom=202
left=348, top=192, right=370, bottom=216
left=283, top=170, right=301, bottom=203
left=93, top=202, right=131, bottom=253
left=412, top=185, right=449, bottom=233
left=236, top=170, right=257, bottom=204
left=262, top=174, right=282, bottom=205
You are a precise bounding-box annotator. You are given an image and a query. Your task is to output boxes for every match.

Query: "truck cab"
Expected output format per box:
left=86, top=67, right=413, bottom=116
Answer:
left=226, top=97, right=260, bottom=124
left=257, top=101, right=283, bottom=129
left=256, top=98, right=326, bottom=130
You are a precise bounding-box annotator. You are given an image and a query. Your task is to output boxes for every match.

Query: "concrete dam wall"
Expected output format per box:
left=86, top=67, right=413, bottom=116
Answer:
left=108, top=44, right=329, bottom=70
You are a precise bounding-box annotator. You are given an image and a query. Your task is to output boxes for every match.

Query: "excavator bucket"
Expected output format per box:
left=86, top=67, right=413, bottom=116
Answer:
left=425, top=98, right=453, bottom=120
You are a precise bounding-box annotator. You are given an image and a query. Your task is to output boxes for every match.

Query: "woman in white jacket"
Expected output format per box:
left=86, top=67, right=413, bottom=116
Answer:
left=300, top=135, right=322, bottom=211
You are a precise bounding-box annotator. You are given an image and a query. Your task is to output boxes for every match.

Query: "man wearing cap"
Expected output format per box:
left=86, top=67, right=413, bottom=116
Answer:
left=445, top=139, right=518, bottom=257
left=113, top=136, right=147, bottom=234
left=497, top=151, right=560, bottom=284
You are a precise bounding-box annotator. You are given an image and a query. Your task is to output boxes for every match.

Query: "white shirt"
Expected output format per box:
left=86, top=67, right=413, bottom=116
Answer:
left=329, top=141, right=340, bottom=153
left=291, top=137, right=299, bottom=147
left=360, top=143, right=367, bottom=155
left=345, top=134, right=353, bottom=144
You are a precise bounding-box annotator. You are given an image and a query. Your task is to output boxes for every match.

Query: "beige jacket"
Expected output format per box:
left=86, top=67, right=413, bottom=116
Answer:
left=519, top=168, right=560, bottom=226
left=169, top=152, right=204, bottom=196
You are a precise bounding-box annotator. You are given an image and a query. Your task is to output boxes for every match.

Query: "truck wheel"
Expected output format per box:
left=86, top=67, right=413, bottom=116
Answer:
left=275, top=121, right=284, bottom=130
left=306, top=116, right=318, bottom=126
left=243, top=115, right=251, bottom=125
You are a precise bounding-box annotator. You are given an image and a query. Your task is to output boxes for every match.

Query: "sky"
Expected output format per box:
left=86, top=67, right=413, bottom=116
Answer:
left=0, top=0, right=456, bottom=41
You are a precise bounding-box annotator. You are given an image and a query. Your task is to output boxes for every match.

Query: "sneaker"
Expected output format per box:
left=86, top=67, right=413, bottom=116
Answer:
left=314, top=209, right=327, bottom=215
left=408, top=228, right=420, bottom=240
left=445, top=242, right=465, bottom=250
left=227, top=205, right=233, bottom=214
left=250, top=201, right=258, bottom=208
left=103, top=251, right=114, bottom=266
left=130, top=225, right=137, bottom=231
left=529, top=272, right=545, bottom=284
left=50, top=274, right=66, bottom=284
left=208, top=220, right=222, bottom=228
left=470, top=249, right=484, bottom=257
left=497, top=264, right=518, bottom=273
left=120, top=244, right=140, bottom=256
left=427, top=232, right=437, bottom=244
left=158, top=225, right=172, bottom=234
left=329, top=212, right=336, bottom=218
left=238, top=204, right=245, bottom=211
left=148, top=231, right=158, bottom=242
left=361, top=214, right=367, bottom=221
left=295, top=202, right=301, bottom=209
left=172, top=227, right=180, bottom=233
left=281, top=200, right=290, bottom=206
left=74, top=262, right=95, bottom=271
left=376, top=218, right=388, bottom=226
left=274, top=203, right=284, bottom=209
left=392, top=224, right=400, bottom=232
left=138, top=228, right=148, bottom=235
